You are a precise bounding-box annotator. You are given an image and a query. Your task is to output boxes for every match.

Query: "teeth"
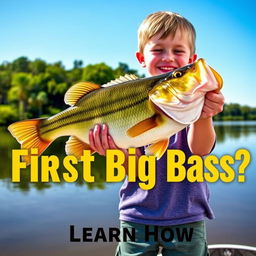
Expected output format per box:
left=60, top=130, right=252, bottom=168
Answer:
left=159, top=67, right=174, bottom=71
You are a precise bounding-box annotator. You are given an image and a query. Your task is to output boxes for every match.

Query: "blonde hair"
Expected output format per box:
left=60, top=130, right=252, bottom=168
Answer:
left=138, top=11, right=196, bottom=55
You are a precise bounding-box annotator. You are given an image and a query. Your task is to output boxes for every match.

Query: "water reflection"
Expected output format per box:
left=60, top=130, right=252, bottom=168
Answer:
left=1, top=122, right=256, bottom=255
left=214, top=121, right=256, bottom=143
left=0, top=127, right=107, bottom=192
left=1, top=121, right=256, bottom=192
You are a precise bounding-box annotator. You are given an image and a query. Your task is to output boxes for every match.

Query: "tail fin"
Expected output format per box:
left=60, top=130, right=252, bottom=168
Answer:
left=8, top=118, right=52, bottom=165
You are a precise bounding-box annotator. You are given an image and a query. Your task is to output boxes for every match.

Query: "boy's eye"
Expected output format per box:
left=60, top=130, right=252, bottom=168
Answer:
left=174, top=49, right=185, bottom=54
left=151, top=49, right=163, bottom=52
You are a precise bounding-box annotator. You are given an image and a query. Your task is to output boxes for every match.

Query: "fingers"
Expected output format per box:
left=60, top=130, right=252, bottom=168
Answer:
left=89, top=129, right=97, bottom=152
left=101, top=124, right=110, bottom=149
left=89, top=124, right=104, bottom=155
left=108, top=134, right=118, bottom=149
left=201, top=91, right=225, bottom=119
left=206, top=91, right=225, bottom=105
left=89, top=124, right=118, bottom=156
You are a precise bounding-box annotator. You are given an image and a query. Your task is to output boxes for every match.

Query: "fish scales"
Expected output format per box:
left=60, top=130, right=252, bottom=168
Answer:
left=39, top=77, right=160, bottom=140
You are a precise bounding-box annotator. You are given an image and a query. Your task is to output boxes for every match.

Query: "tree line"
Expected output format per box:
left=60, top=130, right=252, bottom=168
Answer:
left=0, top=56, right=140, bottom=125
left=0, top=56, right=255, bottom=125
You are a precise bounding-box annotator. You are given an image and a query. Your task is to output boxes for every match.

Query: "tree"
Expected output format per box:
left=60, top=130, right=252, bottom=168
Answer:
left=241, top=105, right=251, bottom=120
left=82, top=63, right=115, bottom=85
left=30, top=73, right=49, bottom=93
left=229, top=103, right=242, bottom=116
left=0, top=61, right=12, bottom=71
left=10, top=72, right=31, bottom=119
left=0, top=71, right=12, bottom=104
left=46, top=63, right=66, bottom=84
left=0, top=105, right=18, bottom=125
left=28, top=91, right=48, bottom=116
left=36, top=91, right=48, bottom=116
left=29, top=59, right=47, bottom=75
left=114, top=62, right=141, bottom=78
left=73, top=60, right=83, bottom=69
left=11, top=57, right=30, bottom=73
left=67, top=68, right=83, bottom=84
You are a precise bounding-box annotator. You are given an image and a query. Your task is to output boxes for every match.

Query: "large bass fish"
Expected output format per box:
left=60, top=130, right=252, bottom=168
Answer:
left=8, top=58, right=222, bottom=164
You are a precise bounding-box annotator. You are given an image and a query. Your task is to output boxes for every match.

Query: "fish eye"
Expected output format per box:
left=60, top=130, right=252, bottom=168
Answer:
left=173, top=71, right=183, bottom=78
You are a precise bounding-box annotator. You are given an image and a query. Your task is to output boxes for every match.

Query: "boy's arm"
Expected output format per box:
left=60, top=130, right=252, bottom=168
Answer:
left=187, top=91, right=224, bottom=156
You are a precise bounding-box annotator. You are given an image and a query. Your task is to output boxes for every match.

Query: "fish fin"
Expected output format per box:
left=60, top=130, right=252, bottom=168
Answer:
left=209, top=66, right=223, bottom=91
left=102, top=74, right=139, bottom=88
left=126, top=115, right=161, bottom=137
left=8, top=118, right=51, bottom=165
left=65, top=136, right=95, bottom=159
left=64, top=82, right=100, bottom=106
left=145, top=138, right=169, bottom=160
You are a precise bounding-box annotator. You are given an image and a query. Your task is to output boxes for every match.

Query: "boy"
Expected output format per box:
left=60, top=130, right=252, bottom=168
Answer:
left=89, top=11, right=224, bottom=256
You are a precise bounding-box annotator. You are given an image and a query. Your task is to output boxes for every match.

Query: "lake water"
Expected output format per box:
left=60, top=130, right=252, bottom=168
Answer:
left=0, top=121, right=256, bottom=255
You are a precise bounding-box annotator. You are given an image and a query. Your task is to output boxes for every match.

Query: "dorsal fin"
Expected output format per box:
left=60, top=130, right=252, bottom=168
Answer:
left=101, top=74, right=139, bottom=88
left=64, top=82, right=100, bottom=106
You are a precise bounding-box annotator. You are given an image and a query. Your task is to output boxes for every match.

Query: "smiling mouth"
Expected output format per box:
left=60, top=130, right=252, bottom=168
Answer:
left=158, top=66, right=176, bottom=72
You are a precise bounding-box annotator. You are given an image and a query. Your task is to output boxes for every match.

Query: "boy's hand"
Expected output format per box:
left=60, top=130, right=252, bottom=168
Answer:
left=89, top=124, right=126, bottom=156
left=200, top=91, right=225, bottom=119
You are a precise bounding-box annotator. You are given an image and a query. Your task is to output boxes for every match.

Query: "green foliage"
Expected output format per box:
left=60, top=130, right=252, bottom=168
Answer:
left=82, top=63, right=115, bottom=84
left=66, top=68, right=83, bottom=84
left=214, top=103, right=256, bottom=121
left=114, top=62, right=141, bottom=78
left=29, top=59, right=47, bottom=74
left=47, top=80, right=68, bottom=95
left=0, top=70, right=12, bottom=104
left=11, top=72, right=33, bottom=119
left=30, top=73, right=49, bottom=92
left=0, top=105, right=18, bottom=125
left=46, top=63, right=66, bottom=84
left=47, top=106, right=62, bottom=115
left=0, top=56, right=254, bottom=126
left=28, top=91, right=48, bottom=116
left=73, top=59, right=83, bottom=69
left=12, top=57, right=30, bottom=73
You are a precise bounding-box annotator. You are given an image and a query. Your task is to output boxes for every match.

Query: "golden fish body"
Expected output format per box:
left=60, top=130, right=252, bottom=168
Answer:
left=8, top=59, right=223, bottom=164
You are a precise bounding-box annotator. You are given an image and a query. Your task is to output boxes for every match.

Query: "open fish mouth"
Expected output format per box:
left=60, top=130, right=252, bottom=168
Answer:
left=148, top=58, right=223, bottom=124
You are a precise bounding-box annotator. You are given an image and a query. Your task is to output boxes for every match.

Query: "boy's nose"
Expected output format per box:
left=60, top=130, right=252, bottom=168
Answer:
left=161, top=51, right=174, bottom=62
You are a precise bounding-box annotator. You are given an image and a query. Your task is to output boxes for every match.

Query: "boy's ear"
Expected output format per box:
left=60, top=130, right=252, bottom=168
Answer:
left=136, top=52, right=146, bottom=67
left=189, top=54, right=197, bottom=64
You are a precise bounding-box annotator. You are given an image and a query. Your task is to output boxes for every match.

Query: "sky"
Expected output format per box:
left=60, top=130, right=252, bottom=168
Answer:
left=1, top=0, right=256, bottom=106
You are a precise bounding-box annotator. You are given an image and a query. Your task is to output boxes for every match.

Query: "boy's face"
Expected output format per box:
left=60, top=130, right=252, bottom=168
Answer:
left=136, top=29, right=197, bottom=76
